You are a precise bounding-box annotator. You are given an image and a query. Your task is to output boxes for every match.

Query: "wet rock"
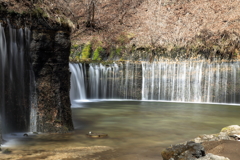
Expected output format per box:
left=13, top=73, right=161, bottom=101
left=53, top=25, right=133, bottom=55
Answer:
left=0, top=119, right=1, bottom=145
left=230, top=134, right=240, bottom=141
left=198, top=153, right=230, bottom=160
left=161, top=141, right=205, bottom=160
left=23, top=133, right=28, bottom=137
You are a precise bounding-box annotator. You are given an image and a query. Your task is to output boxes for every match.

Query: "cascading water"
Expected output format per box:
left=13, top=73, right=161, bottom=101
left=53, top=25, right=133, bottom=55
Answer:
left=69, top=62, right=141, bottom=102
left=142, top=60, right=240, bottom=103
left=69, top=63, right=87, bottom=103
left=0, top=24, right=7, bottom=134
left=70, top=60, right=240, bottom=104
left=0, top=23, right=34, bottom=133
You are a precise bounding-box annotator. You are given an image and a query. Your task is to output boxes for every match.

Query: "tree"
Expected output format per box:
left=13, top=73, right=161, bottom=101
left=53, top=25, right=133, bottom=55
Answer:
left=86, top=0, right=97, bottom=28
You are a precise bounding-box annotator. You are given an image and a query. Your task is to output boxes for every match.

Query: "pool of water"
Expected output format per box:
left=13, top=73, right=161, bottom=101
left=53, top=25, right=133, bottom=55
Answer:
left=2, top=101, right=240, bottom=160
left=71, top=101, right=240, bottom=159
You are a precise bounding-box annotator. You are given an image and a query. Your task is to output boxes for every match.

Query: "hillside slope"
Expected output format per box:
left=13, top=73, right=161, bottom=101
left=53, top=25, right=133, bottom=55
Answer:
left=2, top=0, right=240, bottom=59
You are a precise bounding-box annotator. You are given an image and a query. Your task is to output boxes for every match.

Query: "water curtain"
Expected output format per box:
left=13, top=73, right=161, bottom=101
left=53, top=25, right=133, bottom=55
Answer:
left=70, top=60, right=240, bottom=104
left=0, top=23, right=35, bottom=133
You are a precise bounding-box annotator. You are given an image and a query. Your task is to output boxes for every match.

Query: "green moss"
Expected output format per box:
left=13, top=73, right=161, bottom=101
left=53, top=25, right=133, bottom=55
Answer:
left=221, top=127, right=231, bottom=132
left=101, top=61, right=114, bottom=65
left=92, top=46, right=103, bottom=61
left=81, top=43, right=92, bottom=59
left=24, top=6, right=48, bottom=19
left=76, top=56, right=80, bottom=60
left=61, top=126, right=69, bottom=133
left=31, top=7, right=44, bottom=16
left=72, top=44, right=79, bottom=49
left=54, top=119, right=62, bottom=123
left=8, top=10, right=18, bottom=16
left=116, top=47, right=122, bottom=55
left=109, top=49, right=115, bottom=59
left=116, top=33, right=131, bottom=45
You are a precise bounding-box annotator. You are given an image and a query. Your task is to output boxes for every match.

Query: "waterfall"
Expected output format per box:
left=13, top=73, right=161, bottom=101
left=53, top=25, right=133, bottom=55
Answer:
left=0, top=23, right=33, bottom=133
left=0, top=24, right=7, bottom=133
left=69, top=63, right=87, bottom=102
left=70, top=60, right=240, bottom=104
left=69, top=62, right=141, bottom=102
left=142, top=60, right=240, bottom=103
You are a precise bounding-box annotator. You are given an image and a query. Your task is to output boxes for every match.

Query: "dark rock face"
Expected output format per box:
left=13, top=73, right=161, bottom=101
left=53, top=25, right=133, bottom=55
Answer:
left=0, top=10, right=74, bottom=133
left=0, top=119, right=1, bottom=144
left=161, top=141, right=205, bottom=160
left=30, top=29, right=73, bottom=133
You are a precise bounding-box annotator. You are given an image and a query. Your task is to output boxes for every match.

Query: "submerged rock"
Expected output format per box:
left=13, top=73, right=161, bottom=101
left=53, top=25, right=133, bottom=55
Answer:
left=86, top=132, right=108, bottom=138
left=2, top=148, right=12, bottom=154
left=161, top=141, right=205, bottom=160
left=23, top=133, right=28, bottom=137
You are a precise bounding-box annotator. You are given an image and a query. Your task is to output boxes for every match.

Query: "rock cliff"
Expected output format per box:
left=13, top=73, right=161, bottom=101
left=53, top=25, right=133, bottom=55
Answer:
left=0, top=6, right=73, bottom=133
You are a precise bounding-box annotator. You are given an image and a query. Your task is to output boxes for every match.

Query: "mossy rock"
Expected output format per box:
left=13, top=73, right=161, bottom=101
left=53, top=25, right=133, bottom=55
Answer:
left=161, top=141, right=205, bottom=160
left=220, top=125, right=240, bottom=134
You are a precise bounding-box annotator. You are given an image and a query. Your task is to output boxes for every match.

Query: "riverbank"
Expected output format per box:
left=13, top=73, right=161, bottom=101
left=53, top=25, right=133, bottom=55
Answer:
left=1, top=139, right=239, bottom=160
left=202, top=140, right=240, bottom=160
left=80, top=140, right=240, bottom=160
left=161, top=125, right=240, bottom=160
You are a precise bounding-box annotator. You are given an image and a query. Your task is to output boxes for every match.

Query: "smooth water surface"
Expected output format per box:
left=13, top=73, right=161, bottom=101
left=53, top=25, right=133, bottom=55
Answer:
left=2, top=101, right=240, bottom=160
left=71, top=101, right=240, bottom=159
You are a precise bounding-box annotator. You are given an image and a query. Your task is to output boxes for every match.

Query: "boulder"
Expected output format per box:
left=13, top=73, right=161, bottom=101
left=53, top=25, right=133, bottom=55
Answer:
left=161, top=125, right=239, bottom=160
left=220, top=125, right=240, bottom=135
left=194, top=125, right=240, bottom=143
left=161, top=141, right=205, bottom=160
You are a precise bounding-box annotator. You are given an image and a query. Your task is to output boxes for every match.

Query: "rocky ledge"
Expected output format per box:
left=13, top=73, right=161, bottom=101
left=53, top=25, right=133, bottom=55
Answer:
left=161, top=125, right=240, bottom=160
left=194, top=125, right=240, bottom=143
